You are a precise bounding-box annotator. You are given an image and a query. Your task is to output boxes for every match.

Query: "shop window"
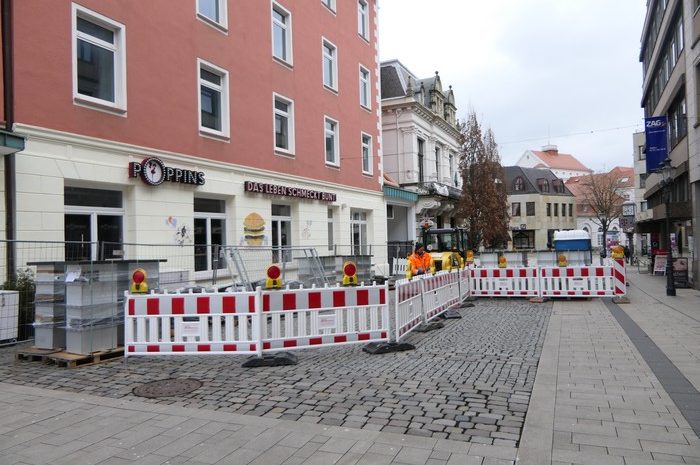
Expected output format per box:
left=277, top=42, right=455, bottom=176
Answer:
left=272, top=204, right=292, bottom=263
left=350, top=210, right=368, bottom=255
left=64, top=186, right=123, bottom=261
left=194, top=198, right=226, bottom=273
left=73, top=4, right=126, bottom=111
left=512, top=230, right=534, bottom=249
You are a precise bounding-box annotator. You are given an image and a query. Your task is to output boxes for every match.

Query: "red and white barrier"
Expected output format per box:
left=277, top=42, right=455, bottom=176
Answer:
left=469, top=267, right=540, bottom=297
left=125, top=284, right=389, bottom=358
left=394, top=270, right=464, bottom=342
left=125, top=290, right=261, bottom=356
left=539, top=265, right=621, bottom=297
left=394, top=276, right=425, bottom=341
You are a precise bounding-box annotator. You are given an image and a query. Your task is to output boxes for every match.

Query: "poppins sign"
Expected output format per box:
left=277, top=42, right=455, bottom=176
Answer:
left=244, top=181, right=337, bottom=202
left=644, top=116, right=668, bottom=174
left=129, top=157, right=205, bottom=186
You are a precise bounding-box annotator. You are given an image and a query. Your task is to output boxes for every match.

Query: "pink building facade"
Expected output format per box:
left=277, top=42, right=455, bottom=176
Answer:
left=1, top=0, right=386, bottom=279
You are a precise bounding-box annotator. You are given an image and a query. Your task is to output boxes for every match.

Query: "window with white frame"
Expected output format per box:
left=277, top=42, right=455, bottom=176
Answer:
left=448, top=152, right=454, bottom=185
left=324, top=117, right=339, bottom=165
left=272, top=204, right=292, bottom=263
left=322, top=0, right=336, bottom=13
left=274, top=93, right=294, bottom=153
left=359, top=65, right=370, bottom=108
left=198, top=59, right=229, bottom=137
left=361, top=133, right=372, bottom=173
left=73, top=5, right=126, bottom=110
left=197, top=0, right=227, bottom=28
left=350, top=210, right=368, bottom=255
left=194, top=198, right=226, bottom=273
left=357, top=0, right=369, bottom=40
left=64, top=186, right=124, bottom=261
left=322, top=39, right=337, bottom=90
left=272, top=3, right=292, bottom=64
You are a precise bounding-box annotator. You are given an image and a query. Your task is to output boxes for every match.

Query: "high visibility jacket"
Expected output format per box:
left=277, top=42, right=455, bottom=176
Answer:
left=408, top=252, right=433, bottom=276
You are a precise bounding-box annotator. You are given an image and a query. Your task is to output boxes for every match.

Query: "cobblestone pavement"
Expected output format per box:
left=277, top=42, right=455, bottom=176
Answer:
left=0, top=300, right=550, bottom=447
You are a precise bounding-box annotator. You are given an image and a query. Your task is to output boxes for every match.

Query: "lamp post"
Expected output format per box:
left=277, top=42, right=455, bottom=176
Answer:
left=659, top=157, right=676, bottom=296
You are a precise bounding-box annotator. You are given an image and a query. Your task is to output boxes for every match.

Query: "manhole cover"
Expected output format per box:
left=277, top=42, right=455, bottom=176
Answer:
left=132, top=378, right=202, bottom=398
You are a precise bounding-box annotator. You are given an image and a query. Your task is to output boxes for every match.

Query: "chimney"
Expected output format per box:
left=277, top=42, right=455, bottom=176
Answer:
left=542, top=144, right=558, bottom=153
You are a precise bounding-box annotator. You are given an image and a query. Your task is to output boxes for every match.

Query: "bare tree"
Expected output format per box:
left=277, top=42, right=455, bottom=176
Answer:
left=456, top=111, right=510, bottom=250
left=578, top=172, right=626, bottom=258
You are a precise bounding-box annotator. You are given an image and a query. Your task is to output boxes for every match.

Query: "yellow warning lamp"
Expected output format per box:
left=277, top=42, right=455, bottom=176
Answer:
left=558, top=254, right=568, bottom=267
left=130, top=268, right=148, bottom=293
left=265, top=264, right=283, bottom=289
left=498, top=255, right=507, bottom=269
left=611, top=245, right=624, bottom=259
left=466, top=250, right=474, bottom=265
left=342, top=261, right=358, bottom=286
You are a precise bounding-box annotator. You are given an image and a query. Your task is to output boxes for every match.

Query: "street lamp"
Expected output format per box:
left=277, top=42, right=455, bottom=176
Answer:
left=659, top=157, right=676, bottom=296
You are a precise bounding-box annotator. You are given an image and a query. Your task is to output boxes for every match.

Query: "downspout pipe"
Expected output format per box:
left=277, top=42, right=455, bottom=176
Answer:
left=2, top=0, right=16, bottom=283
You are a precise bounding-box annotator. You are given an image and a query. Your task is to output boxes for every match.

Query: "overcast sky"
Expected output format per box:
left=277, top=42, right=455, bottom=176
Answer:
left=378, top=0, right=647, bottom=173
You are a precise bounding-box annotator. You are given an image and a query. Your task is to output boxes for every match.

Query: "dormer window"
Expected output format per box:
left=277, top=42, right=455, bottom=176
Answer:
left=514, top=176, right=524, bottom=191
left=537, top=178, right=550, bottom=192
left=552, top=179, right=564, bottom=193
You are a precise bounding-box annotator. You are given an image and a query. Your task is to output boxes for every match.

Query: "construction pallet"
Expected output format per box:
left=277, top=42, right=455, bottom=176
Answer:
left=46, top=348, right=124, bottom=368
left=15, top=347, right=61, bottom=363
left=16, top=346, right=124, bottom=368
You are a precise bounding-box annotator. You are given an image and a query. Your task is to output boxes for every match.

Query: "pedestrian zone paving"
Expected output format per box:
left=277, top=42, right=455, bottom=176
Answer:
left=0, top=268, right=699, bottom=464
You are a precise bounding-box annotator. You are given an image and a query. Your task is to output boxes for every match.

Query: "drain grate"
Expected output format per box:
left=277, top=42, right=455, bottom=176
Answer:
left=132, top=378, right=202, bottom=398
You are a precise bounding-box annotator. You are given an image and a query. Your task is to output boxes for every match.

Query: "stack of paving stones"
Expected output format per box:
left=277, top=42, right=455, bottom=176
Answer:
left=0, top=299, right=550, bottom=446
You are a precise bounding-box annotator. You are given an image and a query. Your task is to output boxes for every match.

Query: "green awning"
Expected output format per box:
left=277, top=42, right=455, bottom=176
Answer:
left=0, top=130, right=25, bottom=156
left=383, top=185, right=418, bottom=202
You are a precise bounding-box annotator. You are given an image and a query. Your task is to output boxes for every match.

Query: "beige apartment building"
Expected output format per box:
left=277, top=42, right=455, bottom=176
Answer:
left=504, top=166, right=577, bottom=250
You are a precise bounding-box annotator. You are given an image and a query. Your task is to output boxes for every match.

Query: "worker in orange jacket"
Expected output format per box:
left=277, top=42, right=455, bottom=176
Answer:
left=408, top=243, right=433, bottom=276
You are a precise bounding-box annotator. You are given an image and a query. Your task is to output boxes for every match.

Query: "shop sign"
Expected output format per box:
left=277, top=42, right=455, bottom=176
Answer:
left=244, top=180, right=337, bottom=202
left=129, top=157, right=205, bottom=186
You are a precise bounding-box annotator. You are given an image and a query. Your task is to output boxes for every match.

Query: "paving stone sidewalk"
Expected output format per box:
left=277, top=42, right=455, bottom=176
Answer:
left=0, top=300, right=551, bottom=447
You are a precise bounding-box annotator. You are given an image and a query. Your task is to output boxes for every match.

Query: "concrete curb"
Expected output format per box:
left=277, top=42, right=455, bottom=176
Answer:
left=516, top=309, right=560, bottom=465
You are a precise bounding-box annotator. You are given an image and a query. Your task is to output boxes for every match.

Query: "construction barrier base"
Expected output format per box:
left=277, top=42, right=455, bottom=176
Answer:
left=363, top=341, right=415, bottom=355
left=414, top=321, right=444, bottom=332
left=441, top=309, right=462, bottom=319
left=241, top=352, right=298, bottom=368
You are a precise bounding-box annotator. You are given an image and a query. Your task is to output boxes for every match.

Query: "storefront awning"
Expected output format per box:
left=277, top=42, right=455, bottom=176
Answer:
left=383, top=185, right=418, bottom=202
left=0, top=130, right=25, bottom=156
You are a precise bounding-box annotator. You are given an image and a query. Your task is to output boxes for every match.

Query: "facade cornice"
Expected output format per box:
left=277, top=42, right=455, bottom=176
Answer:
left=382, top=100, right=460, bottom=140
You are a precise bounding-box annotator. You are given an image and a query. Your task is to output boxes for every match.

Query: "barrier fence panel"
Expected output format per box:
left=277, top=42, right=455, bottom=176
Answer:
left=421, top=271, right=460, bottom=321
left=260, top=284, right=389, bottom=351
left=469, top=268, right=540, bottom=297
left=394, top=276, right=425, bottom=342
left=125, top=289, right=261, bottom=356
left=539, top=266, right=616, bottom=297
left=126, top=284, right=389, bottom=358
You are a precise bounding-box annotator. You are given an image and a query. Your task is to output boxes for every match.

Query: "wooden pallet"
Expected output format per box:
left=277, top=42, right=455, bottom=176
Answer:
left=15, top=347, right=62, bottom=363
left=46, top=347, right=125, bottom=368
